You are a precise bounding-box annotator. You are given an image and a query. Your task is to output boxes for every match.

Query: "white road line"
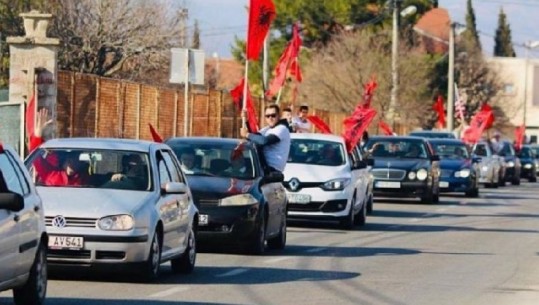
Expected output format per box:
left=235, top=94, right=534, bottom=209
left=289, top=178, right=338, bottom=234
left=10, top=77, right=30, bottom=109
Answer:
left=264, top=256, right=292, bottom=264
left=215, top=268, right=249, bottom=277
left=409, top=218, right=420, bottom=222
left=437, top=208, right=447, bottom=212
left=306, top=247, right=327, bottom=253
left=149, top=287, right=190, bottom=298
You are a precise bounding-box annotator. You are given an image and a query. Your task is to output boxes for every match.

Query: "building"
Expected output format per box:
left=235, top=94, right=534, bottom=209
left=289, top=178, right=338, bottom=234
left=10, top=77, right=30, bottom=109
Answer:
left=487, top=57, right=539, bottom=143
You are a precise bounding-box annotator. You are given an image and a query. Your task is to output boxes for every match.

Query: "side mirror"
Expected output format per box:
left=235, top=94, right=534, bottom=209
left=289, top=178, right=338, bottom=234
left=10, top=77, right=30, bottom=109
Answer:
left=431, top=155, right=440, bottom=161
left=0, top=192, right=24, bottom=212
left=162, top=182, right=188, bottom=194
left=263, top=171, right=284, bottom=184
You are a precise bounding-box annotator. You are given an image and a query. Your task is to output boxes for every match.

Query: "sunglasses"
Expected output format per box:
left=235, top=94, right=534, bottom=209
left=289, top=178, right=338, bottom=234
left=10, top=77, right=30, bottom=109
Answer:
left=265, top=113, right=277, bottom=118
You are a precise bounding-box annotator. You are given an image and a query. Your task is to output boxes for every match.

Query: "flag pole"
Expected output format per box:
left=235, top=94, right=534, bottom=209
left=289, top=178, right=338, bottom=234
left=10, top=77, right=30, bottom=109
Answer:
left=242, top=0, right=252, bottom=129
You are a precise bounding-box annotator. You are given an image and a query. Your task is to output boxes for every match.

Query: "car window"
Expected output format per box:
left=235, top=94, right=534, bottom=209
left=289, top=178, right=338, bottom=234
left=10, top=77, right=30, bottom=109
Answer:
left=432, top=143, right=470, bottom=159
left=473, top=144, right=488, bottom=157
left=288, top=139, right=345, bottom=166
left=161, top=150, right=183, bottom=183
left=365, top=139, right=428, bottom=159
left=0, top=151, right=25, bottom=195
left=519, top=147, right=533, bottom=158
left=500, top=143, right=515, bottom=156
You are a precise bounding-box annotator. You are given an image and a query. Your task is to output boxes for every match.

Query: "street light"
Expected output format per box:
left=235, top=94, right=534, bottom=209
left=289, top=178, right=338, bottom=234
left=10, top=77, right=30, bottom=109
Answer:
left=446, top=22, right=466, bottom=131
left=523, top=40, right=539, bottom=126
left=388, top=0, right=417, bottom=124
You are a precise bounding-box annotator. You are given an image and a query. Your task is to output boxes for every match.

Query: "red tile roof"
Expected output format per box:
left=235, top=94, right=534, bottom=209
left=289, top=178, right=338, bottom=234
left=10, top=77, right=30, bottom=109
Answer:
left=414, top=8, right=450, bottom=54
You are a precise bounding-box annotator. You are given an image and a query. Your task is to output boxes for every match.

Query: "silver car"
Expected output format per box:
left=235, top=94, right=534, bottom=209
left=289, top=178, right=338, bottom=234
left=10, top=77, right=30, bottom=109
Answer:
left=1, top=143, right=47, bottom=305
left=25, top=138, right=198, bottom=281
left=471, top=141, right=505, bottom=188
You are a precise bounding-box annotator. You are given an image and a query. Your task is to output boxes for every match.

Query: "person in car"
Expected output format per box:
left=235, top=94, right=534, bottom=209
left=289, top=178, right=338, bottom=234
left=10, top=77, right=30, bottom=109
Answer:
left=318, top=144, right=342, bottom=165
left=178, top=148, right=201, bottom=174
left=405, top=144, right=424, bottom=158
left=109, top=154, right=148, bottom=189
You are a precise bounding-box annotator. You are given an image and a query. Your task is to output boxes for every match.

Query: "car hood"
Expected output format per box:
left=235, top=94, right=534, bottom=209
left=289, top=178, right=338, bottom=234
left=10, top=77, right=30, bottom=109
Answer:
left=187, top=176, right=257, bottom=199
left=283, top=163, right=350, bottom=182
left=37, top=187, right=153, bottom=217
left=439, top=159, right=472, bottom=170
left=372, top=158, right=430, bottom=170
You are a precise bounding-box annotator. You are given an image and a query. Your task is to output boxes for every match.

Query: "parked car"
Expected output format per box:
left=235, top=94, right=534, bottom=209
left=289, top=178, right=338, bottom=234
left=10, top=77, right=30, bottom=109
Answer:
left=409, top=130, right=457, bottom=139
left=166, top=137, right=287, bottom=254
left=471, top=141, right=504, bottom=188
left=498, top=141, right=521, bottom=185
left=25, top=138, right=198, bottom=281
left=517, top=145, right=537, bottom=182
left=0, top=142, right=47, bottom=305
left=282, top=133, right=372, bottom=229
left=365, top=136, right=440, bottom=204
left=429, top=139, right=479, bottom=197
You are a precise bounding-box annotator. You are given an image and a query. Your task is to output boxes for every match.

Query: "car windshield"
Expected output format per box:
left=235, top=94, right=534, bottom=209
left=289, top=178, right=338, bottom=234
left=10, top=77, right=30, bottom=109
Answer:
left=26, top=149, right=151, bottom=191
left=473, top=144, right=489, bottom=157
left=518, top=147, right=534, bottom=158
left=168, top=142, right=257, bottom=179
left=531, top=147, right=539, bottom=158
left=500, top=142, right=515, bottom=156
left=410, top=132, right=455, bottom=139
left=366, top=139, right=428, bottom=159
left=288, top=139, right=345, bottom=166
left=432, top=143, right=470, bottom=159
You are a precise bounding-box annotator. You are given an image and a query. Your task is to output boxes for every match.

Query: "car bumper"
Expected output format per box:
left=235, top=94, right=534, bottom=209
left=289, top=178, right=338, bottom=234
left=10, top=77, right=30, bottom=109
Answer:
left=373, top=180, right=431, bottom=198
left=286, top=187, right=352, bottom=219
left=504, top=167, right=519, bottom=181
left=196, top=204, right=260, bottom=244
left=439, top=177, right=474, bottom=193
left=521, top=165, right=535, bottom=178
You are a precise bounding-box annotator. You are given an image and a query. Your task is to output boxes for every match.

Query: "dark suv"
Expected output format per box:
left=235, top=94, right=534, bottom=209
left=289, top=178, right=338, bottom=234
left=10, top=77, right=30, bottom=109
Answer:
left=0, top=143, right=48, bottom=305
left=498, top=141, right=521, bottom=185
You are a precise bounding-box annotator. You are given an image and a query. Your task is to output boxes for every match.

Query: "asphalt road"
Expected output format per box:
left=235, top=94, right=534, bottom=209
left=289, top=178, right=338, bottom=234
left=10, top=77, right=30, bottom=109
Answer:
left=2, top=183, right=539, bottom=305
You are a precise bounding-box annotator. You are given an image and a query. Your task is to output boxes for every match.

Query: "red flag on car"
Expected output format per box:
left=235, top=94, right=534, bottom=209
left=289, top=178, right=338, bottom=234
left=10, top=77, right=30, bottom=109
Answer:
left=379, top=120, right=394, bottom=136
left=307, top=115, right=331, bottom=134
left=342, top=108, right=377, bottom=152
left=514, top=124, right=526, bottom=151
left=148, top=123, right=163, bottom=143
left=362, top=77, right=377, bottom=109
left=461, top=107, right=493, bottom=144
left=230, top=78, right=259, bottom=132
left=246, top=0, right=276, bottom=60
left=25, top=93, right=36, bottom=139
left=432, top=95, right=446, bottom=129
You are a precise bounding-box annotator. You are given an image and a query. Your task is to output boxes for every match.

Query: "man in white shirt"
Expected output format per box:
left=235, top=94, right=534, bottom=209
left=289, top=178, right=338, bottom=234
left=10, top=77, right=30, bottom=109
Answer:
left=240, top=104, right=291, bottom=173
left=291, top=105, right=312, bottom=133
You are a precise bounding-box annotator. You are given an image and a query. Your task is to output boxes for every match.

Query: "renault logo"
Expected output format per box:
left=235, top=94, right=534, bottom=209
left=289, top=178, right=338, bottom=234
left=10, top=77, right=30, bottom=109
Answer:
left=52, top=215, right=67, bottom=228
left=289, top=178, right=300, bottom=191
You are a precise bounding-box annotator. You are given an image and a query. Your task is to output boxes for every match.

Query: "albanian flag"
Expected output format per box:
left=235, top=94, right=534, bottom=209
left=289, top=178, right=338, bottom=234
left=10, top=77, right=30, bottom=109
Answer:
left=307, top=115, right=331, bottom=134
left=342, top=108, right=377, bottom=152
left=461, top=107, right=493, bottom=144
left=480, top=103, right=495, bottom=129
left=362, top=77, right=378, bottom=109
left=379, top=120, right=394, bottom=136
left=246, top=0, right=276, bottom=60
left=433, top=95, right=446, bottom=129
left=148, top=123, right=163, bottom=143
left=514, top=124, right=526, bottom=151
left=230, top=78, right=259, bottom=132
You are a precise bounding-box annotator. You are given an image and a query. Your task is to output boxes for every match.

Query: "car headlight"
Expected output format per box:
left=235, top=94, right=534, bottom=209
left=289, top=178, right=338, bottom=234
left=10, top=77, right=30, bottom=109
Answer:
left=524, top=163, right=532, bottom=169
left=455, top=169, right=471, bottom=178
left=481, top=165, right=489, bottom=172
left=507, top=161, right=515, bottom=167
left=220, top=194, right=258, bottom=206
left=98, top=214, right=134, bottom=231
left=321, top=178, right=351, bottom=191
left=408, top=171, right=416, bottom=180
left=416, top=168, right=428, bottom=181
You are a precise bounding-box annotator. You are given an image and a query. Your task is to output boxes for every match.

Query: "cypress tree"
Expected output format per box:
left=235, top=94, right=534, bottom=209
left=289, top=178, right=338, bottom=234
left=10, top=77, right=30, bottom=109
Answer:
left=463, top=0, right=481, bottom=51
left=493, top=8, right=515, bottom=57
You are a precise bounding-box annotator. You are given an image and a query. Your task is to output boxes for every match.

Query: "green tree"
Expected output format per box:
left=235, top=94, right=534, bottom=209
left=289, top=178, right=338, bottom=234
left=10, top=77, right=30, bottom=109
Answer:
left=462, top=0, right=481, bottom=52
left=191, top=19, right=201, bottom=49
left=493, top=7, right=515, bottom=57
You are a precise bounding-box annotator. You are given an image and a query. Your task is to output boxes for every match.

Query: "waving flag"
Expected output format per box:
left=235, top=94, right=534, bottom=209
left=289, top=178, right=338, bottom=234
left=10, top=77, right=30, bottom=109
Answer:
left=480, top=103, right=495, bottom=129
left=246, top=0, right=276, bottom=60
left=461, top=106, right=493, bottom=144
left=362, top=77, right=378, bottom=109
left=231, top=78, right=259, bottom=132
left=454, top=83, right=466, bottom=120
left=433, top=95, right=446, bottom=129
left=342, top=108, right=377, bottom=152
left=148, top=123, right=163, bottom=143
left=307, top=115, right=331, bottom=134
left=379, top=120, right=394, bottom=136
left=514, top=124, right=526, bottom=151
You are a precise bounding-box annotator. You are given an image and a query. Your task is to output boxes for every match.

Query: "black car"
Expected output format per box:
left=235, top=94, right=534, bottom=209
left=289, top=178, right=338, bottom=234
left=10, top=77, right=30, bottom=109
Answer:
left=365, top=136, right=441, bottom=203
left=429, top=139, right=479, bottom=197
left=498, top=141, right=521, bottom=185
left=166, top=137, right=287, bottom=254
left=517, top=145, right=537, bottom=182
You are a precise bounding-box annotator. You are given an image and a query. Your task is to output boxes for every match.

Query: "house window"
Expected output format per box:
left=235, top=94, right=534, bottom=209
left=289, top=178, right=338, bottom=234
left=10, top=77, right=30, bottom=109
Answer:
left=502, top=83, right=514, bottom=95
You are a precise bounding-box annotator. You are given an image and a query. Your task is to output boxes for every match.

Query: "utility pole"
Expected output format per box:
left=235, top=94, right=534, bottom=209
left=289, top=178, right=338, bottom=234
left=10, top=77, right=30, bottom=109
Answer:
left=388, top=0, right=401, bottom=125
left=179, top=8, right=189, bottom=47
left=447, top=23, right=456, bottom=131
left=262, top=36, right=269, bottom=93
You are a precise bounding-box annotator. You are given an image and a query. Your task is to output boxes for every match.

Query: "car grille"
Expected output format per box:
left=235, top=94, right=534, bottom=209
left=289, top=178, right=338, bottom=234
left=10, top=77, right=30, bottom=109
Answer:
left=45, top=216, right=97, bottom=228
left=197, top=199, right=220, bottom=207
left=371, top=169, right=406, bottom=180
left=441, top=169, right=453, bottom=178
left=289, top=199, right=348, bottom=213
left=283, top=181, right=322, bottom=192
left=48, top=249, right=91, bottom=259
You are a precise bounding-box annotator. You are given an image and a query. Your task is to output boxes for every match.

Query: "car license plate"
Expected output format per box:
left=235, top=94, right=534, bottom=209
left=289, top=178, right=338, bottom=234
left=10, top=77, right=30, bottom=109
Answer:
left=287, top=193, right=311, bottom=204
left=199, top=214, right=209, bottom=226
left=439, top=181, right=449, bottom=188
left=375, top=181, right=401, bottom=188
left=48, top=235, right=84, bottom=250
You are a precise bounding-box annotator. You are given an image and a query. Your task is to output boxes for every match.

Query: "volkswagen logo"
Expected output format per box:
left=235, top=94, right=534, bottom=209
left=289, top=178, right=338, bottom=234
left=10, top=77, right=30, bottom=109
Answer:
left=52, top=215, right=67, bottom=228
left=289, top=178, right=300, bottom=192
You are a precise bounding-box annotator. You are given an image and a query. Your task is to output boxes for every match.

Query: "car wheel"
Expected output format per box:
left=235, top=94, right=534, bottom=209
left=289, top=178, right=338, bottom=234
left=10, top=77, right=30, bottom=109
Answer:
left=420, top=187, right=434, bottom=204
left=354, top=198, right=367, bottom=226
left=465, top=187, right=479, bottom=197
left=366, top=194, right=373, bottom=215
left=267, top=212, right=286, bottom=250
left=140, top=232, right=161, bottom=282
left=171, top=227, right=196, bottom=274
left=529, top=175, right=537, bottom=183
left=248, top=208, right=266, bottom=255
left=13, top=241, right=47, bottom=305
left=512, top=176, right=520, bottom=185
left=340, top=198, right=355, bottom=230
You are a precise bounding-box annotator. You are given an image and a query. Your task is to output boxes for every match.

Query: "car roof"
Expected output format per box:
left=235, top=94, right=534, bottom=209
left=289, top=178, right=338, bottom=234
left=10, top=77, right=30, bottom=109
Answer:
left=290, top=133, right=345, bottom=143
left=40, top=138, right=167, bottom=152
left=165, top=136, right=249, bottom=146
left=369, top=135, right=427, bottom=142
left=426, top=139, right=466, bottom=145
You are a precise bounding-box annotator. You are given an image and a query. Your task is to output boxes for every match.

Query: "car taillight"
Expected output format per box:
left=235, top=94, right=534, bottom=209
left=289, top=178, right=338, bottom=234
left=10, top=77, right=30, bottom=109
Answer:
left=0, top=143, right=4, bottom=153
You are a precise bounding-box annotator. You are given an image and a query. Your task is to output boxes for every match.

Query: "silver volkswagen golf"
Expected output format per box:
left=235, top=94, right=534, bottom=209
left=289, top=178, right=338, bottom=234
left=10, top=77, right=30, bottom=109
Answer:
left=25, top=138, right=198, bottom=281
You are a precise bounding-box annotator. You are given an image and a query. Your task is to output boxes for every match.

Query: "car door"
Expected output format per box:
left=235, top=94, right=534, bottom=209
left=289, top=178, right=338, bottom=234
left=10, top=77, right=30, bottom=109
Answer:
left=0, top=151, right=23, bottom=283
left=352, top=146, right=369, bottom=206
left=156, top=150, right=187, bottom=256
left=256, top=149, right=283, bottom=236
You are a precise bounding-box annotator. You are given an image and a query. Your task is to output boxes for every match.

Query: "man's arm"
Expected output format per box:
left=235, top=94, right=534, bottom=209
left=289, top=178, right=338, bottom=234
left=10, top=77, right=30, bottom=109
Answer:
left=246, top=133, right=280, bottom=146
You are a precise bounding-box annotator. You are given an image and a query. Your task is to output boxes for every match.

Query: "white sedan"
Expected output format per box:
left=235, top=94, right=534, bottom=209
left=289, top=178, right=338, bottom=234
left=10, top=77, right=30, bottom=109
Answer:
left=25, top=138, right=198, bottom=281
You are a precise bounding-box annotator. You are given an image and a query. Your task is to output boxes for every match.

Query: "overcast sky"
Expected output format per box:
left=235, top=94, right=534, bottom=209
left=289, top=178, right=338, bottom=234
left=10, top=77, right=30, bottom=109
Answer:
left=189, top=0, right=539, bottom=59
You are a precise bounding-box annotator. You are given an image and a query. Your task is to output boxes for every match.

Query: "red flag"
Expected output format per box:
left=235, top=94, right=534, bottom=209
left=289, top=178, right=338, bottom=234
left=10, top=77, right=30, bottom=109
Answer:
left=288, top=58, right=302, bottom=82
left=148, top=123, right=163, bottom=143
left=481, top=103, right=495, bottom=128
left=379, top=120, right=394, bottom=136
left=307, top=115, right=331, bottom=134
left=230, top=79, right=259, bottom=132
left=25, top=93, right=36, bottom=139
left=514, top=124, right=526, bottom=151
left=461, top=108, right=492, bottom=144
left=246, top=0, right=276, bottom=60
left=433, top=95, right=446, bottom=129
left=342, top=108, right=377, bottom=152
left=362, top=77, right=377, bottom=108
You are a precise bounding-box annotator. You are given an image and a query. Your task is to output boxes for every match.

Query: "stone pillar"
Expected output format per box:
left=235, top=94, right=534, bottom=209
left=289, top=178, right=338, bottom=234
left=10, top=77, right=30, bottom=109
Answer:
left=7, top=10, right=60, bottom=148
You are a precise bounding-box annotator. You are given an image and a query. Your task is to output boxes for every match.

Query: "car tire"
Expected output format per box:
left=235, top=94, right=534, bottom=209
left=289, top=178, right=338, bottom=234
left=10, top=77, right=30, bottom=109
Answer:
left=339, top=197, right=355, bottom=230
left=248, top=208, right=266, bottom=255
left=354, top=198, right=367, bottom=226
left=139, top=232, right=161, bottom=282
left=267, top=212, right=286, bottom=250
left=512, top=177, right=520, bottom=185
left=420, top=187, right=434, bottom=204
left=171, top=227, right=196, bottom=274
left=529, top=175, right=537, bottom=183
left=366, top=194, right=374, bottom=215
left=13, top=241, right=47, bottom=305
left=465, top=187, right=479, bottom=198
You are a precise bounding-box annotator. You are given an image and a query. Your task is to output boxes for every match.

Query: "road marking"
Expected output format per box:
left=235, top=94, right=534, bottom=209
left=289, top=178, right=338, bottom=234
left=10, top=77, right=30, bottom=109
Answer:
left=149, top=287, right=190, bottom=298
left=215, top=268, right=249, bottom=277
left=409, top=218, right=420, bottom=222
left=264, top=256, right=292, bottom=264
left=306, top=247, right=327, bottom=253
left=436, top=208, right=447, bottom=212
